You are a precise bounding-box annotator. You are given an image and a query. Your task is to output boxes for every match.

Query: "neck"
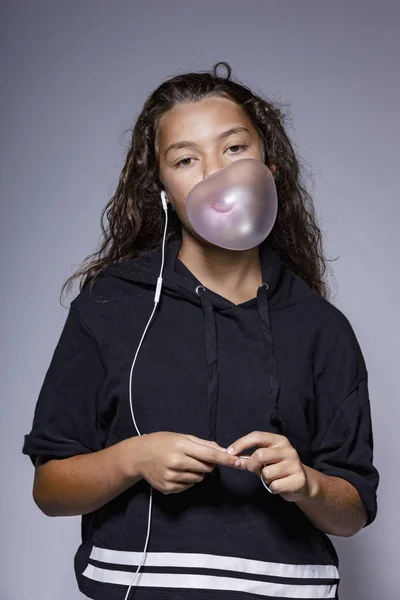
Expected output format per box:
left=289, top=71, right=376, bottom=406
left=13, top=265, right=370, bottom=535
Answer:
left=177, top=233, right=262, bottom=304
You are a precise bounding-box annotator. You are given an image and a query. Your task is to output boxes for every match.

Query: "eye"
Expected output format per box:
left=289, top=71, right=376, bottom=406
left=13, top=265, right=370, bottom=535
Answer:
left=226, top=144, right=248, bottom=154
left=173, top=144, right=248, bottom=169
left=174, top=157, right=194, bottom=168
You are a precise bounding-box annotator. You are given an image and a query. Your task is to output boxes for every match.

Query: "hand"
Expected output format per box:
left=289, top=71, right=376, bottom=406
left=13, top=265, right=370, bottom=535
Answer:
left=131, top=432, right=243, bottom=495
left=227, top=431, right=309, bottom=502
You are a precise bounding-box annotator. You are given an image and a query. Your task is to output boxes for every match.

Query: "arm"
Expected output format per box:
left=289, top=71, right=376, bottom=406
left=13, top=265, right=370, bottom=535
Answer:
left=33, top=436, right=142, bottom=517
left=33, top=432, right=241, bottom=517
left=228, top=424, right=375, bottom=538
left=25, top=306, right=242, bottom=516
left=24, top=305, right=138, bottom=517
left=302, top=308, right=379, bottom=534
left=230, top=307, right=378, bottom=534
left=295, top=465, right=368, bottom=537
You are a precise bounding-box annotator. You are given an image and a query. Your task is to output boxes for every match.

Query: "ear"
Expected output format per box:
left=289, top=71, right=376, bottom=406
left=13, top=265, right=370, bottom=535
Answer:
left=266, top=159, right=277, bottom=177
left=161, top=190, right=176, bottom=212
left=160, top=190, right=169, bottom=211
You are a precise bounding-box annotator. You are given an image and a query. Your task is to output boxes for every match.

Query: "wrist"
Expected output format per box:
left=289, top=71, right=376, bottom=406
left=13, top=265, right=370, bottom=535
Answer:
left=116, top=435, right=145, bottom=484
left=299, top=464, right=322, bottom=503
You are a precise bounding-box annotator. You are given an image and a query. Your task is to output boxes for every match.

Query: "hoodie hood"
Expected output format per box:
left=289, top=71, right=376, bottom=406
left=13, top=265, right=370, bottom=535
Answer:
left=101, top=238, right=284, bottom=437
left=101, top=237, right=283, bottom=303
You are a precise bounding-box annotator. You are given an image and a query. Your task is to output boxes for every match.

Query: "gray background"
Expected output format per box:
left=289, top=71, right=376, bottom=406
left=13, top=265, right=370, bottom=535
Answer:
left=1, top=1, right=399, bottom=599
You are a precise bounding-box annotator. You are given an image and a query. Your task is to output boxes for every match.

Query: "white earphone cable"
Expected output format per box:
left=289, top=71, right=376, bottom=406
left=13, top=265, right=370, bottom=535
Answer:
left=123, top=191, right=169, bottom=599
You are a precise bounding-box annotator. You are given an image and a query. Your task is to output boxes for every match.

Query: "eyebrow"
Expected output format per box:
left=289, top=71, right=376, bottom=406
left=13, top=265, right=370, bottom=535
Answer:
left=164, top=126, right=251, bottom=157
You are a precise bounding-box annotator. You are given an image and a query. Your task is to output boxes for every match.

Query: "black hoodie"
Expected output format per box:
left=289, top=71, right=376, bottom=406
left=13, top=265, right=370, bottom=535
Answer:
left=23, top=238, right=379, bottom=600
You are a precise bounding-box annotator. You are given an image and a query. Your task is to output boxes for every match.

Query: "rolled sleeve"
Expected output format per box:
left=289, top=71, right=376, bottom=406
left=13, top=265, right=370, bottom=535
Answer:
left=312, top=376, right=379, bottom=527
left=22, top=304, right=106, bottom=467
left=309, top=304, right=379, bottom=528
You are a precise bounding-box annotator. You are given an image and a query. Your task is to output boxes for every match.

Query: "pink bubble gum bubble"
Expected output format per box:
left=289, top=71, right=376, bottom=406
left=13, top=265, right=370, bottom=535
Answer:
left=186, top=158, right=278, bottom=251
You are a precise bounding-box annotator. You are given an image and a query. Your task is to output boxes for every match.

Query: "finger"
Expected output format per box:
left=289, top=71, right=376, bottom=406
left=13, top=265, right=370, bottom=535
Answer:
left=164, top=482, right=195, bottom=495
left=266, top=473, right=304, bottom=496
left=246, top=448, right=294, bottom=474
left=236, top=455, right=250, bottom=470
left=260, top=460, right=294, bottom=482
left=227, top=431, right=284, bottom=456
left=172, top=456, right=215, bottom=474
left=187, top=440, right=241, bottom=469
left=184, top=435, right=227, bottom=451
left=173, top=471, right=206, bottom=484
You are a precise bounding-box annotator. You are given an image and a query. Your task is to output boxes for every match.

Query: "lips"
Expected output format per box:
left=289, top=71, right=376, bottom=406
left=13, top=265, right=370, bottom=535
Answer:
left=211, top=201, right=233, bottom=213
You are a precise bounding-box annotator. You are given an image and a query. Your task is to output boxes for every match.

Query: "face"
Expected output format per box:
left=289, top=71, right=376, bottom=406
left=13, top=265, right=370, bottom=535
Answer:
left=157, top=96, right=275, bottom=242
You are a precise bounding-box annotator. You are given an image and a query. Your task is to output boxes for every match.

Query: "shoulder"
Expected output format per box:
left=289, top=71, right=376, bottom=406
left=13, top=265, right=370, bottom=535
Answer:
left=284, top=268, right=359, bottom=335
left=68, top=263, right=145, bottom=330
left=281, top=268, right=366, bottom=373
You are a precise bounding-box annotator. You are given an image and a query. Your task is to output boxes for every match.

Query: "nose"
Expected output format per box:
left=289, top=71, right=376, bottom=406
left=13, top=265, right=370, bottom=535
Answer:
left=203, top=157, right=225, bottom=180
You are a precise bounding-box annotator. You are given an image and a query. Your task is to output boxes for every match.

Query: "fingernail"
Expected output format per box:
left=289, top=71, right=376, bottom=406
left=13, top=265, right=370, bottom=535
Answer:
left=227, top=446, right=234, bottom=454
left=234, top=459, right=241, bottom=467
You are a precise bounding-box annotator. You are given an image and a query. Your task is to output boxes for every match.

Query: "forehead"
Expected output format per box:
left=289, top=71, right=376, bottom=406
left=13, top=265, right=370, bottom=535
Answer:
left=157, top=96, right=253, bottom=149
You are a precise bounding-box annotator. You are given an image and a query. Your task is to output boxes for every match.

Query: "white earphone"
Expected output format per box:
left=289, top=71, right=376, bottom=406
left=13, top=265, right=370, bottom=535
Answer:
left=123, top=190, right=169, bottom=599
left=160, top=189, right=169, bottom=212
left=261, top=473, right=273, bottom=493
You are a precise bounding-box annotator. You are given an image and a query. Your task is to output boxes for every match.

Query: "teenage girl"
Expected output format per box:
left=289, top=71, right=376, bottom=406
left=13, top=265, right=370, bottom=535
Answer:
left=23, top=61, right=379, bottom=600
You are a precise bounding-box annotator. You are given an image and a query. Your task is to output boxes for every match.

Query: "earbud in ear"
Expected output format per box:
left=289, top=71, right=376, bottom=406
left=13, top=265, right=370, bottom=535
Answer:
left=160, top=190, right=169, bottom=211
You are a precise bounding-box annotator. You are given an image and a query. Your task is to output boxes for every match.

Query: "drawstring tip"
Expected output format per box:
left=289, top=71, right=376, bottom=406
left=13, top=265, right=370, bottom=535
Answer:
left=269, top=408, right=282, bottom=431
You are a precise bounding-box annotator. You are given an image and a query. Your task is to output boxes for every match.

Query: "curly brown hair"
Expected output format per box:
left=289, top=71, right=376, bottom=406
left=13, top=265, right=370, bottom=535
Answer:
left=60, top=61, right=332, bottom=305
